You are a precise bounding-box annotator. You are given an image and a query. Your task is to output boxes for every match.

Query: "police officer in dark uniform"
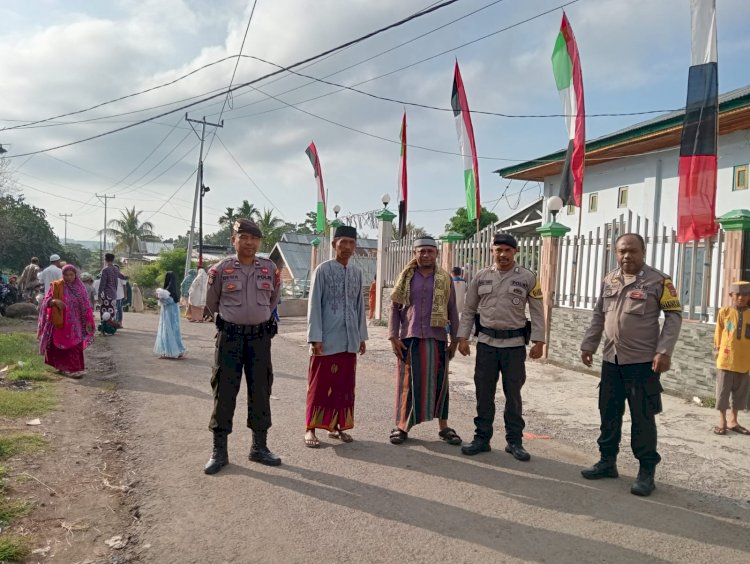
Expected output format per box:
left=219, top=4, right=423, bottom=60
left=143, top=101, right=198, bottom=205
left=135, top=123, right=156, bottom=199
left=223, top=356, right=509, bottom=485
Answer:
left=203, top=219, right=281, bottom=474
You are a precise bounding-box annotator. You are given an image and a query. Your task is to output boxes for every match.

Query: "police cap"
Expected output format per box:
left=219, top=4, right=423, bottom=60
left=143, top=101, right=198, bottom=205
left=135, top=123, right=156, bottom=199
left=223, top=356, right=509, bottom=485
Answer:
left=233, top=219, right=263, bottom=238
left=729, top=281, right=750, bottom=295
left=493, top=233, right=518, bottom=249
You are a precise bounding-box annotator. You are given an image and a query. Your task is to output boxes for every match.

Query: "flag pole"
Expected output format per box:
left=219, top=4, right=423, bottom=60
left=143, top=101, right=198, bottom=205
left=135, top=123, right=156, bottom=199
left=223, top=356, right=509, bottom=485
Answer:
left=569, top=204, right=583, bottom=306
left=475, top=214, right=481, bottom=273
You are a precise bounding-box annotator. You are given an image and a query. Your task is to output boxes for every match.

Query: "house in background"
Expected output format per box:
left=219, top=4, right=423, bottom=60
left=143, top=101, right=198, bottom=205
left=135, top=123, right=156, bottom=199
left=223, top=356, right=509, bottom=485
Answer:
left=269, top=233, right=377, bottom=297
left=493, top=197, right=543, bottom=236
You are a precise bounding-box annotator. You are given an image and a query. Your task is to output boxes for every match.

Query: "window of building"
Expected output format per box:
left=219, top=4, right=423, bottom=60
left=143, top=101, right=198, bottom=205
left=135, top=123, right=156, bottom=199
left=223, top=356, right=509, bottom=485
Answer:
left=617, top=186, right=629, bottom=208
left=734, top=165, right=748, bottom=191
left=566, top=204, right=575, bottom=215
left=588, top=193, right=598, bottom=213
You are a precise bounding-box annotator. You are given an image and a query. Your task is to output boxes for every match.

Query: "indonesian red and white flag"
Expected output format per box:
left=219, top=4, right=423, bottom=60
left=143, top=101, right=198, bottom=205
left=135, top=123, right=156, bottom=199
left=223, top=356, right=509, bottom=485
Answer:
left=305, top=141, right=326, bottom=233
left=451, top=61, right=480, bottom=221
left=397, top=111, right=408, bottom=238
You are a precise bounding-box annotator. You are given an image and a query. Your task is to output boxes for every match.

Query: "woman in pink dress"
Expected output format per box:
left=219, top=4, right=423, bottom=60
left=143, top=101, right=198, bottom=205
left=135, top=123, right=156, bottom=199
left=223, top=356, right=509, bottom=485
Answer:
left=38, top=265, right=95, bottom=378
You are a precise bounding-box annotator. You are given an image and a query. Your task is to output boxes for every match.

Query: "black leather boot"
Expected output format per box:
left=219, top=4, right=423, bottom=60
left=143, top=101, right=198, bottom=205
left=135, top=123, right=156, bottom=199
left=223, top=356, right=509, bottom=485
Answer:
left=204, top=432, right=228, bottom=475
left=581, top=458, right=619, bottom=480
left=461, top=439, right=491, bottom=456
left=630, top=466, right=656, bottom=496
left=249, top=430, right=281, bottom=466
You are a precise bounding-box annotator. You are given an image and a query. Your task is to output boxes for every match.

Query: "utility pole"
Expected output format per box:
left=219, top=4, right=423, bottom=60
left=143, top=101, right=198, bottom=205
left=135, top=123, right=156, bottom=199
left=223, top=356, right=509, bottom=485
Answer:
left=199, top=184, right=210, bottom=268
left=58, top=213, right=72, bottom=245
left=185, top=114, right=223, bottom=275
left=96, top=194, right=115, bottom=265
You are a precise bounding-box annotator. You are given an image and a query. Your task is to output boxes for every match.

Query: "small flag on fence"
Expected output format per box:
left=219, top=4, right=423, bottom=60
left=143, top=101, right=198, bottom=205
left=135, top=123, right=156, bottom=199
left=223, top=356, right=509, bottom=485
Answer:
left=397, top=111, right=408, bottom=238
left=677, top=0, right=719, bottom=243
left=305, top=141, right=327, bottom=234
left=551, top=11, right=586, bottom=208
left=451, top=61, right=480, bottom=221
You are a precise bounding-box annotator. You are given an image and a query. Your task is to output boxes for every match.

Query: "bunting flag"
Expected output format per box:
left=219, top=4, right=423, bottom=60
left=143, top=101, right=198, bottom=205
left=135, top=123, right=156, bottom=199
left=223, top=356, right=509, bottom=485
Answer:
left=451, top=61, right=480, bottom=221
left=677, top=0, right=718, bottom=243
left=305, top=141, right=327, bottom=233
left=397, top=111, right=408, bottom=238
left=551, top=12, right=586, bottom=207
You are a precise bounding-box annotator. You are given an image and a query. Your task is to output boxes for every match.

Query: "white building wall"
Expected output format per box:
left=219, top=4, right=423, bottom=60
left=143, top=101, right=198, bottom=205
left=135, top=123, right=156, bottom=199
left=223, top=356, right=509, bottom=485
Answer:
left=542, top=130, right=750, bottom=230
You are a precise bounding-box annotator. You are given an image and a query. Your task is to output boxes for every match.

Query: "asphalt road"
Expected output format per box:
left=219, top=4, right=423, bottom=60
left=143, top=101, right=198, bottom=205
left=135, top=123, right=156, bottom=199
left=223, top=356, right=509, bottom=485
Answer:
left=111, top=313, right=749, bottom=563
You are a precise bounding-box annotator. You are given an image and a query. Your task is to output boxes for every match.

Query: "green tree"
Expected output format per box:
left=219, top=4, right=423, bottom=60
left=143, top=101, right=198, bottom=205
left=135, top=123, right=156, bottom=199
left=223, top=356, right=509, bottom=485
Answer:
left=103, top=207, right=159, bottom=257
left=0, top=194, right=61, bottom=273
left=133, top=248, right=191, bottom=290
left=297, top=211, right=329, bottom=234
left=203, top=226, right=231, bottom=247
left=256, top=208, right=284, bottom=253
left=62, top=243, right=97, bottom=273
left=444, top=206, right=498, bottom=239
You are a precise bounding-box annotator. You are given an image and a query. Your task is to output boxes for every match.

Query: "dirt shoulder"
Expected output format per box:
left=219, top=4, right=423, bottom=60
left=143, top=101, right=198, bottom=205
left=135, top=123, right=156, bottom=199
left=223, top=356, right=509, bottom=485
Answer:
left=1, top=321, right=135, bottom=563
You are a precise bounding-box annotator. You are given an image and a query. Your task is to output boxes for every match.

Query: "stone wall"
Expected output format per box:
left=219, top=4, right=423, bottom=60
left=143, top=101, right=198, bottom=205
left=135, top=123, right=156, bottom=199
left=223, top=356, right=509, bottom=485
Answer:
left=381, top=287, right=717, bottom=399
left=548, top=307, right=716, bottom=399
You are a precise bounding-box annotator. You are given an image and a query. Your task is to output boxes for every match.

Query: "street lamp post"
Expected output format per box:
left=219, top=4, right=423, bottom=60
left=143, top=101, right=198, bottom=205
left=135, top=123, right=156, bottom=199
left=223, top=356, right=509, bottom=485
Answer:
left=199, top=184, right=210, bottom=268
left=329, top=205, right=342, bottom=261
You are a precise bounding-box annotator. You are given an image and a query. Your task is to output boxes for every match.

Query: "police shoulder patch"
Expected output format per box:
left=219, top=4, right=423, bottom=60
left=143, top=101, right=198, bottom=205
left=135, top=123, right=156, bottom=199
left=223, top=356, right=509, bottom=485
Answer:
left=529, top=278, right=543, bottom=299
left=659, top=277, right=682, bottom=312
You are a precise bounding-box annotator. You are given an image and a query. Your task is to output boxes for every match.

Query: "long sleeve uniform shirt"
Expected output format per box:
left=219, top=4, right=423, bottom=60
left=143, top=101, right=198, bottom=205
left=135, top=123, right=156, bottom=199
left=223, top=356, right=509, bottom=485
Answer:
left=389, top=269, right=459, bottom=341
left=714, top=306, right=750, bottom=373
left=307, top=259, right=368, bottom=355
left=580, top=264, right=683, bottom=364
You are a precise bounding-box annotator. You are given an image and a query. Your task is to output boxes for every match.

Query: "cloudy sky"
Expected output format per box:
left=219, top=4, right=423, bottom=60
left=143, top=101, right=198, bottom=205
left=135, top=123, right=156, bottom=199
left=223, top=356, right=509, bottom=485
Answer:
left=1, top=0, right=747, bottom=242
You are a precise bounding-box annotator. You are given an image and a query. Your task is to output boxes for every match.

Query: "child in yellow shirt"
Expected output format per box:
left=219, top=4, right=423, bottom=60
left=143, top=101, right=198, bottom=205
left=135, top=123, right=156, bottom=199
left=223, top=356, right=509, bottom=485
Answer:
left=713, top=282, right=750, bottom=435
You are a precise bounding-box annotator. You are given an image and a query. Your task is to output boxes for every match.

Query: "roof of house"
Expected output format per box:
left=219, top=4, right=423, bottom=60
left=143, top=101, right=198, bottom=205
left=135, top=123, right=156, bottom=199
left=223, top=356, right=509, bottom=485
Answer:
left=270, top=237, right=377, bottom=283
left=495, top=84, right=750, bottom=181
left=494, top=197, right=543, bottom=235
left=281, top=232, right=377, bottom=248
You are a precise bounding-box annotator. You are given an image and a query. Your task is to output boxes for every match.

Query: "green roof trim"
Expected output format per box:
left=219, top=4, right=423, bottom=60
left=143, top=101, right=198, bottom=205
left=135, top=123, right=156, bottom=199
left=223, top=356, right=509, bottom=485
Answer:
left=495, top=87, right=750, bottom=178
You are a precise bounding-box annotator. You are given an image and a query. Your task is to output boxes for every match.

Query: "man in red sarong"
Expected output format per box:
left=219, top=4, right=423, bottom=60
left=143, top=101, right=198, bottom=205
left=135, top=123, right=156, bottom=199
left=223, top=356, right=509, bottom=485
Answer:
left=305, top=225, right=368, bottom=448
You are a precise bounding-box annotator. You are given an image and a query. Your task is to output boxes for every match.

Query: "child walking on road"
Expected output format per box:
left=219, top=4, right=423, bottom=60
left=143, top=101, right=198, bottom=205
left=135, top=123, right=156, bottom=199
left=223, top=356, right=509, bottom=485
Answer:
left=713, top=281, right=750, bottom=436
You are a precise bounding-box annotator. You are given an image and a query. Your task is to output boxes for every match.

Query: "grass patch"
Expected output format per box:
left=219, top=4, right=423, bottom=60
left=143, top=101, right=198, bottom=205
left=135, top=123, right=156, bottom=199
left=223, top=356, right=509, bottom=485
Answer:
left=0, top=433, right=48, bottom=460
left=0, top=535, right=31, bottom=561
left=702, top=396, right=717, bottom=409
left=0, top=318, right=22, bottom=328
left=0, top=383, right=56, bottom=419
left=0, top=333, right=53, bottom=382
left=0, top=498, right=31, bottom=526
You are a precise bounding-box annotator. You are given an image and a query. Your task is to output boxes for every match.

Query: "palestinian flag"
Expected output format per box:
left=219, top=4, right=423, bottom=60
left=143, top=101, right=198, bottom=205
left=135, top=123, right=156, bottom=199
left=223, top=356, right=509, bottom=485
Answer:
left=451, top=61, right=480, bottom=221
left=551, top=12, right=585, bottom=207
left=305, top=141, right=326, bottom=233
left=397, top=111, right=408, bottom=238
left=677, top=0, right=718, bottom=243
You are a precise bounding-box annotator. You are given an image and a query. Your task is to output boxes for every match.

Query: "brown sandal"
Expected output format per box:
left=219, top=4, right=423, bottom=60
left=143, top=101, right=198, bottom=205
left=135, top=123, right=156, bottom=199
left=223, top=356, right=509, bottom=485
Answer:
left=713, top=426, right=727, bottom=435
left=728, top=425, right=750, bottom=435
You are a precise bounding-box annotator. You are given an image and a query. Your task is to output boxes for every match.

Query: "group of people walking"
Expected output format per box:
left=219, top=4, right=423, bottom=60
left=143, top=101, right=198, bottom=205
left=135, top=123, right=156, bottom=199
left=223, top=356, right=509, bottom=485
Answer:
left=201, top=217, right=737, bottom=501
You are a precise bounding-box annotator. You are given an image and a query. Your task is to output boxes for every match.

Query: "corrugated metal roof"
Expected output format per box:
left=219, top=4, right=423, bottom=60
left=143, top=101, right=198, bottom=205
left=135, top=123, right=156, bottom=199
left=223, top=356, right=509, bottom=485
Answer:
left=280, top=232, right=377, bottom=248
left=271, top=240, right=376, bottom=284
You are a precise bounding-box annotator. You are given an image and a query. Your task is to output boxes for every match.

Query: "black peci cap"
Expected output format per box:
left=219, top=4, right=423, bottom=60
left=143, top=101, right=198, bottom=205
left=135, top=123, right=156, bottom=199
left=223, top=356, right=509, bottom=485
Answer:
left=493, top=233, right=518, bottom=249
left=233, top=219, right=263, bottom=238
left=334, top=225, right=357, bottom=240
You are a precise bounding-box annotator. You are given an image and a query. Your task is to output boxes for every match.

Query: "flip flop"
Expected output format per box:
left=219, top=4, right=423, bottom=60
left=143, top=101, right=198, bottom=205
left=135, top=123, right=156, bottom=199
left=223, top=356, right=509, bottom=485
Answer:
left=438, top=427, right=463, bottom=445
left=304, top=435, right=320, bottom=448
left=728, top=425, right=750, bottom=435
left=389, top=428, right=408, bottom=445
left=713, top=426, right=727, bottom=435
left=328, top=430, right=353, bottom=443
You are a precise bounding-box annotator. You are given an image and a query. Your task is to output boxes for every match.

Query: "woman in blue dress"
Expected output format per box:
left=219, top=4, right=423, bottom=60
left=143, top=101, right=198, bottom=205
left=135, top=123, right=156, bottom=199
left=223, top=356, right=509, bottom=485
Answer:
left=154, top=271, right=187, bottom=359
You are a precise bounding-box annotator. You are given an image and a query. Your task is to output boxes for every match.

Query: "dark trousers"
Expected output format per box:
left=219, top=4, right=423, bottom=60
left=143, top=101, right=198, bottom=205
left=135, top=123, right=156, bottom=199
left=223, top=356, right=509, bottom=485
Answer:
left=209, top=331, right=273, bottom=434
left=473, top=343, right=527, bottom=445
left=598, top=361, right=663, bottom=468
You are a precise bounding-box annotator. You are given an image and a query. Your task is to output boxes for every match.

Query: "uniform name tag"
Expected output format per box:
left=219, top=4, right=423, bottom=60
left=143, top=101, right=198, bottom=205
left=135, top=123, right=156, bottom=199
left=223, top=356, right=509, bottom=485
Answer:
left=628, top=290, right=646, bottom=300
left=260, top=267, right=269, bottom=274
left=224, top=268, right=235, bottom=275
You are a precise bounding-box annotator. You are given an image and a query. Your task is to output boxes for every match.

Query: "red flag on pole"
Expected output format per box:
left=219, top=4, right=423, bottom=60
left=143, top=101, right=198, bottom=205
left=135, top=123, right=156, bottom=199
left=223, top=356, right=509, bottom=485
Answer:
left=451, top=62, right=480, bottom=221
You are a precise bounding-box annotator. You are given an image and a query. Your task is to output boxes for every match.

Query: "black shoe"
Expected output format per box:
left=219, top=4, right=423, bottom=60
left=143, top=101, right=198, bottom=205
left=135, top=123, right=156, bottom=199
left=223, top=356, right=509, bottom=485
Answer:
left=581, top=459, right=619, bottom=480
left=630, top=467, right=656, bottom=497
left=504, top=443, right=531, bottom=462
left=249, top=431, right=282, bottom=467
left=461, top=440, right=491, bottom=456
left=204, top=432, right=228, bottom=475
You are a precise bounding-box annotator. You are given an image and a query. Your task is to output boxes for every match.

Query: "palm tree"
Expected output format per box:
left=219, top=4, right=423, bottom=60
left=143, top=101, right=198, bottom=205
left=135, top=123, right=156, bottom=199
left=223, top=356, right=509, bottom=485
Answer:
left=256, top=208, right=284, bottom=252
left=218, top=207, right=235, bottom=227
left=236, top=200, right=260, bottom=221
left=103, top=207, right=158, bottom=257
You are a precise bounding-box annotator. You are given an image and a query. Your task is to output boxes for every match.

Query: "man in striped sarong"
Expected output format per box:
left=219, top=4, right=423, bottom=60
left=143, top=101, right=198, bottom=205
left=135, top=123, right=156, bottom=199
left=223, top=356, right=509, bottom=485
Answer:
left=388, top=236, right=461, bottom=446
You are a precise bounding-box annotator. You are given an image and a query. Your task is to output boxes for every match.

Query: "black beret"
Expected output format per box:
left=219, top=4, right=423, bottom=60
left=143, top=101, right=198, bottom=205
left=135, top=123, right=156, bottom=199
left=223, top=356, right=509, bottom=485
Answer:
left=233, top=219, right=263, bottom=238
left=334, top=225, right=357, bottom=240
left=493, top=233, right=518, bottom=249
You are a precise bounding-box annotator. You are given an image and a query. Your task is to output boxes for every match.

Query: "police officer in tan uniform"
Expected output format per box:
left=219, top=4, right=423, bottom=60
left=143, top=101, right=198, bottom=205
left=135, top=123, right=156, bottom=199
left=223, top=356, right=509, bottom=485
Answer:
left=580, top=233, right=682, bottom=496
left=457, top=233, right=546, bottom=460
left=203, top=219, right=281, bottom=474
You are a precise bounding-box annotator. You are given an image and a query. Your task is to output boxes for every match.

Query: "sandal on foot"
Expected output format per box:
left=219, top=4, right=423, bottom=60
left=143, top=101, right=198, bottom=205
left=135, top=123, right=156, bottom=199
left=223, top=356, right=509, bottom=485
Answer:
left=304, top=435, right=320, bottom=448
left=438, top=427, right=462, bottom=445
left=713, top=426, right=727, bottom=435
left=328, top=430, right=353, bottom=443
left=728, top=424, right=750, bottom=435
left=389, top=428, right=408, bottom=445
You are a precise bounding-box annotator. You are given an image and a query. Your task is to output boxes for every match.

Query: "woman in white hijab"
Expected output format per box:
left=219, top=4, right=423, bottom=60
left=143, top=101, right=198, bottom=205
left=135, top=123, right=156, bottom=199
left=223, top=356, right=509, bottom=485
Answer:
left=131, top=283, right=144, bottom=313
left=187, top=268, right=208, bottom=322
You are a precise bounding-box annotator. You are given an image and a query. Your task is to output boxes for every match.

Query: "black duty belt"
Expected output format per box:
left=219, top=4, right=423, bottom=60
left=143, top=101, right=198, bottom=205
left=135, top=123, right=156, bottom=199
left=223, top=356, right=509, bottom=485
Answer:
left=479, top=326, right=526, bottom=340
left=217, top=317, right=278, bottom=339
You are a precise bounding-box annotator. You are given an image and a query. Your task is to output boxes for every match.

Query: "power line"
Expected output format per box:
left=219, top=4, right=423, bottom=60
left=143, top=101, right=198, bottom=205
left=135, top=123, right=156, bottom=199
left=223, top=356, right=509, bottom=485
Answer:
left=3, top=0, right=462, bottom=159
